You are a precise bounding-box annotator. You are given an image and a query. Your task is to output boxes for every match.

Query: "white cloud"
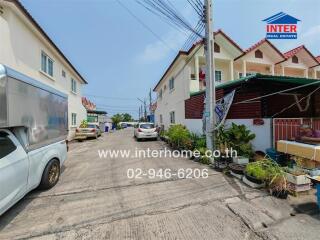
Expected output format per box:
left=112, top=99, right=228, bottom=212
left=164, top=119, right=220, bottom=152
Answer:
left=137, top=31, right=186, bottom=63
left=276, top=24, right=320, bottom=52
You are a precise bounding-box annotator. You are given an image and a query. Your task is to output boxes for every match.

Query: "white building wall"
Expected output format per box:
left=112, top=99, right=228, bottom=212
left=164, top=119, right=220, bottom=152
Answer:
left=0, top=4, right=86, bottom=140
left=185, top=119, right=203, bottom=135
left=225, top=119, right=272, bottom=152
left=155, top=58, right=190, bottom=130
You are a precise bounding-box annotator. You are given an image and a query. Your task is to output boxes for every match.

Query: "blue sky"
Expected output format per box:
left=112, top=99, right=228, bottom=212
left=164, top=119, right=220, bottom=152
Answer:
left=21, top=0, right=320, bottom=118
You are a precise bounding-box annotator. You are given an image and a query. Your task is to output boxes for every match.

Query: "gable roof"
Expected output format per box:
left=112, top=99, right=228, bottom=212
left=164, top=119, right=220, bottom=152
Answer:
left=317, top=56, right=320, bottom=63
left=234, top=38, right=285, bottom=61
left=153, top=41, right=202, bottom=91
left=153, top=29, right=243, bottom=91
left=263, top=12, right=300, bottom=24
left=153, top=30, right=243, bottom=92
left=5, top=0, right=88, bottom=84
left=281, top=45, right=319, bottom=67
left=283, top=45, right=304, bottom=59
left=214, top=29, right=243, bottom=53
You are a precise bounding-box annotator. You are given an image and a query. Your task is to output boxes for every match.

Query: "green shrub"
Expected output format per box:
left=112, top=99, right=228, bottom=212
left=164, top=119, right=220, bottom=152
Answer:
left=188, top=133, right=206, bottom=150
left=216, top=123, right=255, bottom=158
left=200, top=156, right=211, bottom=165
left=167, top=124, right=191, bottom=149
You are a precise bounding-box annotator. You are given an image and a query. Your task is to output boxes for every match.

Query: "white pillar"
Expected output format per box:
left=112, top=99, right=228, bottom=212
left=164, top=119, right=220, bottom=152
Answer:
left=192, top=56, right=200, bottom=92
left=195, top=56, right=199, bottom=82
left=312, top=68, right=316, bottom=79
left=271, top=64, right=275, bottom=75
left=304, top=69, right=308, bottom=78
left=230, top=60, right=234, bottom=80
left=281, top=65, right=285, bottom=76
left=243, top=60, right=246, bottom=77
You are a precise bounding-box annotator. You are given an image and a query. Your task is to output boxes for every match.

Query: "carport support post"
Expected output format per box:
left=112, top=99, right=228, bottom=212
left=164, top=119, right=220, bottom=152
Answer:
left=204, top=0, right=215, bottom=150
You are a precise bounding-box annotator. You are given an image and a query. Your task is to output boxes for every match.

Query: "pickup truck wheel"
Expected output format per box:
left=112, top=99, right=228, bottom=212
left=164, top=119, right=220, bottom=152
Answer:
left=39, top=159, right=60, bottom=190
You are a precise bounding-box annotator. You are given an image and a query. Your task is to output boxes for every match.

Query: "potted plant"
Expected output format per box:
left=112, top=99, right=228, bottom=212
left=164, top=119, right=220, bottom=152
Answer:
left=229, top=163, right=246, bottom=175
left=244, top=161, right=268, bottom=185
left=269, top=174, right=288, bottom=199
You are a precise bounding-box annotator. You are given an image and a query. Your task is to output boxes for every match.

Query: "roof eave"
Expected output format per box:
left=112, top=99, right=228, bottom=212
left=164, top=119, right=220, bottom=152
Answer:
left=6, top=0, right=88, bottom=84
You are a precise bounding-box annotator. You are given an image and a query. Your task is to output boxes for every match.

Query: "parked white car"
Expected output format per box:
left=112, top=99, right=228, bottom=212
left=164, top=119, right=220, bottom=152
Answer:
left=134, top=123, right=158, bottom=141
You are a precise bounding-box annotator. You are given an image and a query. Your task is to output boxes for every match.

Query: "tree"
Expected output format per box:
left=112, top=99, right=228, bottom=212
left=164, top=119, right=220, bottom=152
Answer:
left=122, top=113, right=133, bottom=122
left=111, top=114, right=122, bottom=127
left=111, top=113, right=133, bottom=127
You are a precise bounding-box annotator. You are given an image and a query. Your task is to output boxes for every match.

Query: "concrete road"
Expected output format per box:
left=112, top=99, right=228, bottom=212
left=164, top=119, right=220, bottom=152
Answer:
left=0, top=129, right=319, bottom=240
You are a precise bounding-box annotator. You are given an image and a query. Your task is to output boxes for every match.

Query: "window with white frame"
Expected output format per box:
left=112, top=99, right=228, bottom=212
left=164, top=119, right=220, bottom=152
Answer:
left=71, top=113, right=77, bottom=126
left=215, top=70, right=222, bottom=82
left=169, top=77, right=175, bottom=90
left=71, top=78, right=77, bottom=93
left=41, top=51, right=54, bottom=77
left=169, top=111, right=175, bottom=124
left=62, top=70, right=66, bottom=78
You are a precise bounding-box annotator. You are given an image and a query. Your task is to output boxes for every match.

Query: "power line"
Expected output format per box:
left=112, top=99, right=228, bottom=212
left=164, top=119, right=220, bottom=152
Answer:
left=135, top=0, right=189, bottom=37
left=84, top=94, right=137, bottom=101
left=139, top=0, right=203, bottom=37
left=116, top=0, right=177, bottom=52
left=186, top=0, right=203, bottom=17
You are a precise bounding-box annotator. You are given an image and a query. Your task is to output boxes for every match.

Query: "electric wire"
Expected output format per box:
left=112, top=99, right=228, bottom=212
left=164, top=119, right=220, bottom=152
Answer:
left=116, top=0, right=177, bottom=52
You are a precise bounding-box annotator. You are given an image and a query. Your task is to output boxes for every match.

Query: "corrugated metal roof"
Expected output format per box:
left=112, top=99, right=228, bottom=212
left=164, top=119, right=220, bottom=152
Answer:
left=190, top=74, right=320, bottom=96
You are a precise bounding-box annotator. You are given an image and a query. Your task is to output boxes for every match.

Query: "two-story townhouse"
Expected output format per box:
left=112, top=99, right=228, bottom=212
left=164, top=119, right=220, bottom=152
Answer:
left=0, top=0, right=88, bottom=140
left=154, top=30, right=243, bottom=133
left=275, top=45, right=319, bottom=78
left=234, top=38, right=285, bottom=78
left=313, top=56, right=320, bottom=79
left=154, top=30, right=320, bottom=134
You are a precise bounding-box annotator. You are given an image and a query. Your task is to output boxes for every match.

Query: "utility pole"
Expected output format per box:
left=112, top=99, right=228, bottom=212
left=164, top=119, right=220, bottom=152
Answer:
left=138, top=98, right=147, bottom=121
left=204, top=0, right=215, bottom=150
left=138, top=106, right=141, bottom=121
left=144, top=100, right=147, bottom=121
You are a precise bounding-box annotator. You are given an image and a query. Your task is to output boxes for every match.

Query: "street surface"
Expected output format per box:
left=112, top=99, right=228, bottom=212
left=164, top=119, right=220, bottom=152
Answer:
left=0, top=128, right=319, bottom=240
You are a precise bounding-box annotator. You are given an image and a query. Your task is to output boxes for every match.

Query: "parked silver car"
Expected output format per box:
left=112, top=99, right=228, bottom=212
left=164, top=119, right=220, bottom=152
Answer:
left=75, top=123, right=102, bottom=141
left=134, top=123, right=158, bottom=141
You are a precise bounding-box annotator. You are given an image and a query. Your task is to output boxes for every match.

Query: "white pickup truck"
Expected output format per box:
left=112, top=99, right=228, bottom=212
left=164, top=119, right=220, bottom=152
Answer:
left=0, top=64, right=68, bottom=216
left=0, top=128, right=67, bottom=216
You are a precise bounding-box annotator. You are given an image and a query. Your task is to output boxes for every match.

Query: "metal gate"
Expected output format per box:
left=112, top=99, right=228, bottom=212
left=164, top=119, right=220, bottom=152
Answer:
left=273, top=118, right=320, bottom=146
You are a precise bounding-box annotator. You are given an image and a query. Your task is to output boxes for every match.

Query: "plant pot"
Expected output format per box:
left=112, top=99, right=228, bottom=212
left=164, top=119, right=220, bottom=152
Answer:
left=233, top=156, right=249, bottom=165
left=285, top=172, right=311, bottom=185
left=244, top=172, right=264, bottom=185
left=193, top=156, right=201, bottom=162
left=242, top=175, right=265, bottom=188
left=219, top=156, right=233, bottom=163
left=270, top=189, right=288, bottom=199
left=214, top=161, right=228, bottom=171
left=229, top=163, right=245, bottom=175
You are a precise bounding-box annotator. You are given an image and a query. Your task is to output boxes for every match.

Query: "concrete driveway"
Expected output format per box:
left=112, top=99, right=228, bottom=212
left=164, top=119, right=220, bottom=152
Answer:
left=0, top=128, right=319, bottom=239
